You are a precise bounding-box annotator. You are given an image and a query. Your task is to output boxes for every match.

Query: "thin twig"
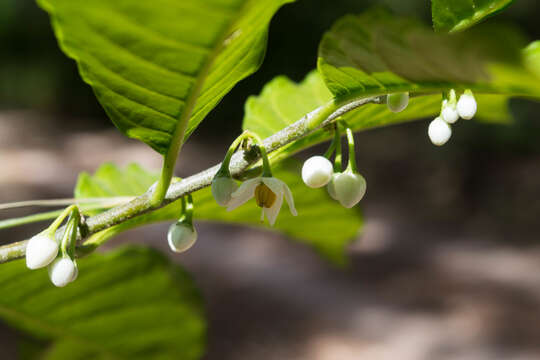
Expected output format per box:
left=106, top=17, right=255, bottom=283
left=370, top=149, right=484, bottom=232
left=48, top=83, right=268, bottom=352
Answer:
left=0, top=95, right=383, bottom=263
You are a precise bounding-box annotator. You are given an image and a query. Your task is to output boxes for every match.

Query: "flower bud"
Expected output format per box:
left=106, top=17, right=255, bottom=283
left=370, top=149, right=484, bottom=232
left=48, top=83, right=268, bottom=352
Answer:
left=457, top=90, right=477, bottom=120
left=48, top=257, right=77, bottom=287
left=326, top=173, right=340, bottom=200
left=302, top=156, right=333, bottom=188
left=428, top=117, right=452, bottom=146
left=328, top=171, right=367, bottom=208
left=441, top=99, right=459, bottom=124
left=167, top=221, right=197, bottom=253
left=387, top=92, right=409, bottom=113
left=26, top=234, right=59, bottom=270
left=211, top=175, right=238, bottom=206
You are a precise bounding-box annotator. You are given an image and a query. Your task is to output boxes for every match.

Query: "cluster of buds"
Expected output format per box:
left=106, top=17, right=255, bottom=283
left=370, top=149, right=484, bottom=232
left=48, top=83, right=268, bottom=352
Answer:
left=302, top=125, right=367, bottom=208
left=26, top=205, right=80, bottom=287
left=428, top=89, right=477, bottom=146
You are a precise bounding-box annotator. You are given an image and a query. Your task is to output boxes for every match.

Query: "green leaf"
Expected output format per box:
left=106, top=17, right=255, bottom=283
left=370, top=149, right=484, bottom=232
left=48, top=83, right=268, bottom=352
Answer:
left=75, top=163, right=362, bottom=265
left=432, top=0, right=514, bottom=33
left=318, top=9, right=540, bottom=101
left=38, top=0, right=294, bottom=155
left=0, top=246, right=205, bottom=359
left=242, top=71, right=513, bottom=161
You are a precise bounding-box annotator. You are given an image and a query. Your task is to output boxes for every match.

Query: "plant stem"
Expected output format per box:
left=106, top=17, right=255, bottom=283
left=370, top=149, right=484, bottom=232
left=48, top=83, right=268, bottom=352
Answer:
left=0, top=94, right=384, bottom=264
left=345, top=128, right=358, bottom=173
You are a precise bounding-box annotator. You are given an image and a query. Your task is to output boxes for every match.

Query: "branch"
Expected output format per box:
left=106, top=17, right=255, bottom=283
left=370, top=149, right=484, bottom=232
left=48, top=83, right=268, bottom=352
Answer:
left=0, top=95, right=383, bottom=264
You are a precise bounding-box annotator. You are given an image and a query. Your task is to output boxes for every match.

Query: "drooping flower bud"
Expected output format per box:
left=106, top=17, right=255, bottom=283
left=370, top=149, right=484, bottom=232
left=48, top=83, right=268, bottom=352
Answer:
left=211, top=175, right=238, bottom=206
left=26, top=233, right=59, bottom=270
left=387, top=92, right=409, bottom=113
left=327, top=171, right=367, bottom=208
left=326, top=173, right=340, bottom=200
left=441, top=99, right=459, bottom=124
left=302, top=156, right=333, bottom=188
left=428, top=117, right=452, bottom=146
left=167, top=221, right=197, bottom=253
left=48, top=257, right=77, bottom=287
left=457, top=90, right=477, bottom=120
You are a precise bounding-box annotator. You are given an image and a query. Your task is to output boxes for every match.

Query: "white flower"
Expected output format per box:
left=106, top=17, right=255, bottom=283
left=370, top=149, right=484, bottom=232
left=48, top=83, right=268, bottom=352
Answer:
left=302, top=156, right=333, bottom=188
left=167, top=221, right=198, bottom=253
left=441, top=99, right=459, bottom=124
left=457, top=90, right=477, bottom=120
left=211, top=175, right=238, bottom=206
left=387, top=92, right=409, bottom=113
left=48, top=257, right=77, bottom=287
left=227, top=177, right=297, bottom=226
left=26, top=233, right=59, bottom=270
left=326, top=172, right=367, bottom=208
left=428, top=117, right=452, bottom=146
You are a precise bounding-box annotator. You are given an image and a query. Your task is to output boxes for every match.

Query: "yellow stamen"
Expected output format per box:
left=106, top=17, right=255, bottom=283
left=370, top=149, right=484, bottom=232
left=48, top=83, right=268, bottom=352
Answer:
left=255, top=183, right=276, bottom=208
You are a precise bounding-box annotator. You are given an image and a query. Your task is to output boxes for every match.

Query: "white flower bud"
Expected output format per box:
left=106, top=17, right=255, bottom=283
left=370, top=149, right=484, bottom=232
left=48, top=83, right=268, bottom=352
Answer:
left=26, top=234, right=59, bottom=270
left=457, top=90, right=477, bottom=120
left=167, top=221, right=197, bottom=253
left=428, top=117, right=452, bottom=146
left=387, top=92, right=409, bottom=113
left=302, top=156, right=333, bottom=188
left=328, top=171, right=367, bottom=208
left=326, top=173, right=339, bottom=200
left=441, top=99, right=459, bottom=124
left=211, top=175, right=238, bottom=206
left=48, top=257, right=77, bottom=287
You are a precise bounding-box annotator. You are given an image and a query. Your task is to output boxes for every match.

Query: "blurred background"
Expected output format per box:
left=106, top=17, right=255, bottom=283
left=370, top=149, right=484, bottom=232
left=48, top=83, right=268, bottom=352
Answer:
left=1, top=0, right=540, bottom=359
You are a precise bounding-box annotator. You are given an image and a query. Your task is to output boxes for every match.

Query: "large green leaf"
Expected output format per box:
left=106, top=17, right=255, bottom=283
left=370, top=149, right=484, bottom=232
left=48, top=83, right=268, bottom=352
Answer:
left=76, top=163, right=363, bottom=265
left=38, top=0, right=293, bottom=155
left=431, top=0, right=514, bottom=33
left=318, top=9, right=540, bottom=101
left=0, top=246, right=205, bottom=360
left=243, top=71, right=513, bottom=161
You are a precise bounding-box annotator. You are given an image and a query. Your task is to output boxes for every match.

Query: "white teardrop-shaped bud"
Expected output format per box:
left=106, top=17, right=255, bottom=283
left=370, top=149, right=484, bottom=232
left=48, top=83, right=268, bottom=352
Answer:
left=211, top=175, right=238, bottom=206
left=428, top=117, right=452, bottom=146
left=167, top=221, right=197, bottom=253
left=26, top=233, right=59, bottom=270
left=326, top=173, right=340, bottom=200
left=329, top=171, right=367, bottom=208
left=70, top=264, right=79, bottom=282
left=48, top=257, right=77, bottom=287
left=441, top=99, right=459, bottom=124
left=387, top=92, right=409, bottom=113
left=302, top=156, right=333, bottom=188
left=457, top=90, right=477, bottom=120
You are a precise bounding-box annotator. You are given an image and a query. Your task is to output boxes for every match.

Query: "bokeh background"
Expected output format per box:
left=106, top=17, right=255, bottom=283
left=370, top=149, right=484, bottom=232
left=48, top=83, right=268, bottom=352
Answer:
left=2, top=0, right=540, bottom=359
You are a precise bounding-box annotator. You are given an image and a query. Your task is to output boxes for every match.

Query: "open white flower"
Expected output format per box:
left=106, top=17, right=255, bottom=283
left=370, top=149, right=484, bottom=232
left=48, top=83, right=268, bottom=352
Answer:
left=227, top=177, right=297, bottom=226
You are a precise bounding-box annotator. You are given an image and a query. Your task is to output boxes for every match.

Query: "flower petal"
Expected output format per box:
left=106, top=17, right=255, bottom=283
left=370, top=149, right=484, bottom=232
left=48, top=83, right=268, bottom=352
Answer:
left=281, top=182, right=297, bottom=216
left=227, top=178, right=260, bottom=211
left=261, top=177, right=284, bottom=197
left=264, top=193, right=283, bottom=226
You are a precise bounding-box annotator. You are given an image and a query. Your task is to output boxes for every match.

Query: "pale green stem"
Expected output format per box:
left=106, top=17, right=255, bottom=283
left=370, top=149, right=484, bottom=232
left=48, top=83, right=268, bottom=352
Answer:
left=345, top=127, right=358, bottom=173
left=334, top=125, right=343, bottom=172
left=0, top=94, right=386, bottom=263
left=0, top=197, right=133, bottom=211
